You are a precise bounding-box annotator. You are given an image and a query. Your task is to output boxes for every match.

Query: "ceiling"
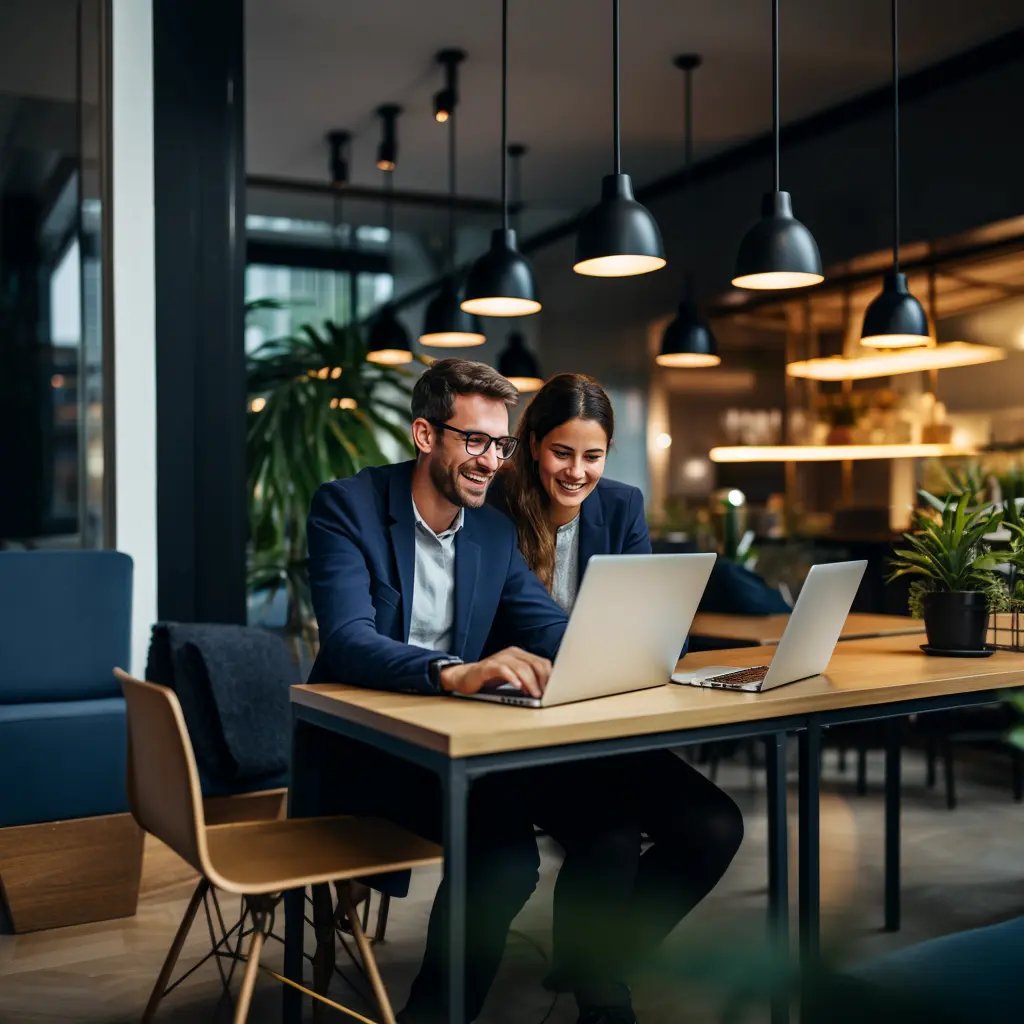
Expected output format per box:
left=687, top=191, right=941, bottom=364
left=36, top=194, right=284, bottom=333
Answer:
left=245, top=0, right=1023, bottom=238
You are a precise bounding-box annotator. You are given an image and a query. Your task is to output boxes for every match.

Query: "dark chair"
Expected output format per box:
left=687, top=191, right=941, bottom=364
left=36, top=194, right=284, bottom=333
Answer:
left=0, top=549, right=141, bottom=933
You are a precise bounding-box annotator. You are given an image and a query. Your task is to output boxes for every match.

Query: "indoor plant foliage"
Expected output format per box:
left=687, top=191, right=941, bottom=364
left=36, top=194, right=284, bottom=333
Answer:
left=246, top=317, right=416, bottom=643
left=888, top=490, right=1009, bottom=652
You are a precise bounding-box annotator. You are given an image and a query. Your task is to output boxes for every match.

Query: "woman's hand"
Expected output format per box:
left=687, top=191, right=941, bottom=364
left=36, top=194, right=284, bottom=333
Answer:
left=439, top=647, right=552, bottom=698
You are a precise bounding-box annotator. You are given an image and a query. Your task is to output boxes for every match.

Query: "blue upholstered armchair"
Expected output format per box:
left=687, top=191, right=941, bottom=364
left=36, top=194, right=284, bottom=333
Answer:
left=0, top=550, right=142, bottom=933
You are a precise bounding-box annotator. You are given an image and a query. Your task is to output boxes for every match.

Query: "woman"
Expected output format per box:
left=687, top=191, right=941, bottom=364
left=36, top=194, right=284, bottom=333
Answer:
left=497, top=374, right=744, bottom=1024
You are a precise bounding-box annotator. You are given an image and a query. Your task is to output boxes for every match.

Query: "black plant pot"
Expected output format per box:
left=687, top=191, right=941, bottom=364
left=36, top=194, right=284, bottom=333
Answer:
left=922, top=590, right=990, bottom=652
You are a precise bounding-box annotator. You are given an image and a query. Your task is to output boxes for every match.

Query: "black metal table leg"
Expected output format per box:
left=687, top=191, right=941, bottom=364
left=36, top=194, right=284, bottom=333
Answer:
left=764, top=732, right=790, bottom=1024
left=884, top=718, right=902, bottom=931
left=798, top=722, right=821, bottom=1016
left=284, top=713, right=321, bottom=1024
left=443, top=759, right=469, bottom=1024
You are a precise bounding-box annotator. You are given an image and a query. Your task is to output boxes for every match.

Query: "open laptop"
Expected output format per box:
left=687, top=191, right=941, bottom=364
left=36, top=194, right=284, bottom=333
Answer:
left=456, top=552, right=717, bottom=708
left=670, top=560, right=868, bottom=693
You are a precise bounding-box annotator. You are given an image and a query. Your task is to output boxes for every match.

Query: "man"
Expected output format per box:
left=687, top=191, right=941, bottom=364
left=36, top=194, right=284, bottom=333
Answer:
left=307, top=359, right=567, bottom=1023
left=307, top=359, right=743, bottom=1024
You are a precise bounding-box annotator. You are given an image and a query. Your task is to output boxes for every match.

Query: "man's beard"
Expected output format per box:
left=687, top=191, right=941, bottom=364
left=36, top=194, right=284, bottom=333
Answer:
left=429, top=457, right=488, bottom=509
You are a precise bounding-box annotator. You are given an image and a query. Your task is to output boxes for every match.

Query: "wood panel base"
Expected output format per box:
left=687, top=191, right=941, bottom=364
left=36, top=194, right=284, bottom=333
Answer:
left=0, top=812, right=143, bottom=933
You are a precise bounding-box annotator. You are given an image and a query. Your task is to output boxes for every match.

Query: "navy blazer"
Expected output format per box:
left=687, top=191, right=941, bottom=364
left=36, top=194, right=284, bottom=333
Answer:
left=489, top=474, right=652, bottom=578
left=575, top=477, right=652, bottom=576
left=306, top=460, right=568, bottom=691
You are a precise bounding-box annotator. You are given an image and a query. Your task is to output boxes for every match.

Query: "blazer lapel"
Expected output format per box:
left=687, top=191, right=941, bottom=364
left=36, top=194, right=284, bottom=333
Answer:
left=578, top=487, right=606, bottom=580
left=386, top=462, right=416, bottom=641
left=452, top=526, right=480, bottom=659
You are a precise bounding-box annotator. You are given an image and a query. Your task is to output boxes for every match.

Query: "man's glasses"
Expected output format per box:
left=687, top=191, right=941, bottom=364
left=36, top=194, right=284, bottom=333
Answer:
left=430, top=420, right=519, bottom=460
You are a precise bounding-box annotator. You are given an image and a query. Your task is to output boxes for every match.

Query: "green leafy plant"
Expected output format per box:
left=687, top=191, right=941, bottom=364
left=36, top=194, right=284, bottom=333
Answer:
left=246, top=317, right=417, bottom=640
left=888, top=490, right=1008, bottom=619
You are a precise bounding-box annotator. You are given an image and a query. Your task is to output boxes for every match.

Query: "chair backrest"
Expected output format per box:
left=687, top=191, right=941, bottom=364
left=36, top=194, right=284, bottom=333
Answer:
left=0, top=550, right=133, bottom=703
left=116, top=669, right=209, bottom=876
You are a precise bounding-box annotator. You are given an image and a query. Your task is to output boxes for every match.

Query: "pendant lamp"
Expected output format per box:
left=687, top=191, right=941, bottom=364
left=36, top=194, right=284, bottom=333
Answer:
left=420, top=50, right=485, bottom=348
left=462, top=0, right=541, bottom=317
left=657, top=55, right=720, bottom=368
left=573, top=0, right=665, bottom=277
left=860, top=0, right=928, bottom=348
left=498, top=331, right=543, bottom=392
left=732, top=0, right=822, bottom=290
left=367, top=107, right=413, bottom=365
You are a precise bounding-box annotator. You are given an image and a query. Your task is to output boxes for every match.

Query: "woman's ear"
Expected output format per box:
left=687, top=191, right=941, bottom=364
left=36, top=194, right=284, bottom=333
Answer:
left=411, top=417, right=435, bottom=456
left=529, top=433, right=539, bottom=461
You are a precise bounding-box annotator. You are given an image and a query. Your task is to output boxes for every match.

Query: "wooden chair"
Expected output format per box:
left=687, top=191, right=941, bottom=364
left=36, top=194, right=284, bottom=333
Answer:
left=115, top=669, right=440, bottom=1023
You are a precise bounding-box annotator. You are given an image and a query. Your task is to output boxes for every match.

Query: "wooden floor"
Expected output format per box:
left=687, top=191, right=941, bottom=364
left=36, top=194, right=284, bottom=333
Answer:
left=2, top=747, right=1023, bottom=1024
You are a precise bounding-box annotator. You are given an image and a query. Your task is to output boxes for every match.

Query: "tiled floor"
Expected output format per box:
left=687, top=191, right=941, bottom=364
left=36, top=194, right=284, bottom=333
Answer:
left=2, top=744, right=1022, bottom=1023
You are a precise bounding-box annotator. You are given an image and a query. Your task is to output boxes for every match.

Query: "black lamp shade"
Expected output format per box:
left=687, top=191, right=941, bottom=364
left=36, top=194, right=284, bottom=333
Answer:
left=366, top=303, right=413, bottom=365
left=573, top=174, right=666, bottom=278
left=498, top=332, right=543, bottom=392
left=419, top=279, right=485, bottom=347
left=461, top=229, right=541, bottom=317
left=656, top=301, right=720, bottom=367
left=860, top=270, right=930, bottom=349
left=732, top=191, right=823, bottom=290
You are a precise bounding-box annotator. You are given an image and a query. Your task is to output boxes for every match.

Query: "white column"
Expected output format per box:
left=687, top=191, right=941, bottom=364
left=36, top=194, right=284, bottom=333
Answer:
left=111, top=0, right=157, bottom=673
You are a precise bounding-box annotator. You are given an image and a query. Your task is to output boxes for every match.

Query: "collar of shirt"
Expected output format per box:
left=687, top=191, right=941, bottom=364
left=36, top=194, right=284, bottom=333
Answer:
left=412, top=497, right=465, bottom=541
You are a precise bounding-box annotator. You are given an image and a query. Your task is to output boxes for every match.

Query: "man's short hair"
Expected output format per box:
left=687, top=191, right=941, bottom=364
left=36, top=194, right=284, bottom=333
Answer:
left=411, top=358, right=519, bottom=423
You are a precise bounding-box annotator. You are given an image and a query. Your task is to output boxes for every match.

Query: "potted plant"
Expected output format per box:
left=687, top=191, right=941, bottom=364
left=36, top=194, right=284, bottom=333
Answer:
left=888, top=490, right=1009, bottom=654
left=246, top=316, right=416, bottom=658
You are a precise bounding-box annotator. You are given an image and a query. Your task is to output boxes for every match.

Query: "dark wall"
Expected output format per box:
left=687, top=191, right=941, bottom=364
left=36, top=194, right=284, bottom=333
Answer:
left=153, top=0, right=247, bottom=623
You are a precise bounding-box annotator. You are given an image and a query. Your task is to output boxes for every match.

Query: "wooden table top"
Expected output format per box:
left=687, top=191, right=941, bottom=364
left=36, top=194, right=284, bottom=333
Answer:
left=690, top=611, right=924, bottom=645
left=291, top=635, right=1024, bottom=759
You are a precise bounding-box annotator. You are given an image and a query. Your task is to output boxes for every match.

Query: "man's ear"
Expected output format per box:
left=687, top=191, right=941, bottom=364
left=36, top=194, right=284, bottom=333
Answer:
left=412, top=417, right=435, bottom=456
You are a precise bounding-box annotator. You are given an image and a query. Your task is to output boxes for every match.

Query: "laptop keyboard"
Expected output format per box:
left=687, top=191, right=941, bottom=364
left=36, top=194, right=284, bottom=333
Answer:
left=707, top=665, right=770, bottom=687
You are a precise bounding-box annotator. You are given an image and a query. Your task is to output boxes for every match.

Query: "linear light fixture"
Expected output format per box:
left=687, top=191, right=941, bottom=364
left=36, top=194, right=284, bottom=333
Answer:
left=786, top=342, right=1006, bottom=381
left=709, top=443, right=976, bottom=463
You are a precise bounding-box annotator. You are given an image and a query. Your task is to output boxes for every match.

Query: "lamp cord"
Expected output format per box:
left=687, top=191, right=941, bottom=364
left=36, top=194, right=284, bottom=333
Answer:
left=613, top=0, right=621, bottom=175
left=684, top=62, right=693, bottom=295
left=772, top=0, right=780, bottom=192
left=448, top=107, right=456, bottom=275
left=501, top=0, right=509, bottom=232
left=892, top=0, right=901, bottom=272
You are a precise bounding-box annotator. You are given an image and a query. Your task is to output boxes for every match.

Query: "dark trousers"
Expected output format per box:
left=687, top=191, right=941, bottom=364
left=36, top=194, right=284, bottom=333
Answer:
left=397, top=749, right=744, bottom=1022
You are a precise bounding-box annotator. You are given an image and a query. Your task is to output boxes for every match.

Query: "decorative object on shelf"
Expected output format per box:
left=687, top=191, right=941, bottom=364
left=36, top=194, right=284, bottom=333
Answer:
left=731, top=0, right=822, bottom=291
left=888, top=490, right=1010, bottom=654
left=367, top=106, right=413, bottom=365
left=420, top=50, right=485, bottom=349
left=573, top=0, right=665, bottom=278
left=860, top=0, right=928, bottom=349
left=246, top=314, right=415, bottom=639
left=657, top=54, right=719, bottom=368
left=498, top=331, right=543, bottom=392
left=988, top=495, right=1024, bottom=654
left=462, top=0, right=541, bottom=317
left=709, top=443, right=977, bottom=463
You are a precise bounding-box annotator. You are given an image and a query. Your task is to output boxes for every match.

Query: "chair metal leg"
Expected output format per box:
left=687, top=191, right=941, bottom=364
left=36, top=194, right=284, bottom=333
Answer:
left=925, top=735, right=937, bottom=788
left=856, top=746, right=868, bottom=796
left=142, top=877, right=210, bottom=1023
left=338, top=883, right=397, bottom=1024
left=233, top=904, right=270, bottom=1024
left=883, top=719, right=902, bottom=932
left=1012, top=747, right=1023, bottom=803
left=943, top=738, right=957, bottom=810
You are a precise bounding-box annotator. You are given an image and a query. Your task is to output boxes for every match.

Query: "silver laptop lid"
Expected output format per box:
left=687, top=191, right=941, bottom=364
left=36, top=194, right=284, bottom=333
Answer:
left=542, top=552, right=717, bottom=707
left=761, top=560, right=868, bottom=689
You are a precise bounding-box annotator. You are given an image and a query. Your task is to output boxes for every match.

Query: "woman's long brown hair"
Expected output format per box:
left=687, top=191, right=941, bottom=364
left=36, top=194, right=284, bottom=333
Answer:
left=504, top=373, right=614, bottom=588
